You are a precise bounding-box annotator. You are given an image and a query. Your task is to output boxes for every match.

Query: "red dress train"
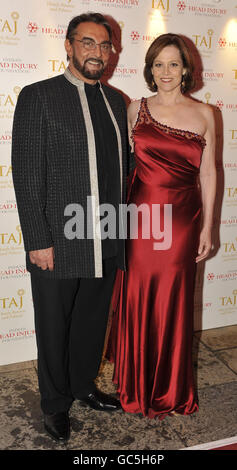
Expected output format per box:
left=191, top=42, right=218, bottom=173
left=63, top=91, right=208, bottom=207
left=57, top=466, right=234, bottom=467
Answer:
left=106, top=97, right=206, bottom=419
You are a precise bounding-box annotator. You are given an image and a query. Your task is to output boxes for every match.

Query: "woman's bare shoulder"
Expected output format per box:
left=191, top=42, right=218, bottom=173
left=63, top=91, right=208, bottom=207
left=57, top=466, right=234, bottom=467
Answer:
left=188, top=98, right=214, bottom=117
left=128, top=99, right=141, bottom=116
left=187, top=98, right=215, bottom=130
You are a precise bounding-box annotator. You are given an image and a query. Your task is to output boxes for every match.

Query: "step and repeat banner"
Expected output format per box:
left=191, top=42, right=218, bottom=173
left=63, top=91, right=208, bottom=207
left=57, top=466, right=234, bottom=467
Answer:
left=0, top=0, right=236, bottom=365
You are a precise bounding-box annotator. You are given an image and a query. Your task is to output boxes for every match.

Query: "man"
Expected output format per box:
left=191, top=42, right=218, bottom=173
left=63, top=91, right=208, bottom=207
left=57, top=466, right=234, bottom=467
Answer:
left=12, top=13, right=129, bottom=442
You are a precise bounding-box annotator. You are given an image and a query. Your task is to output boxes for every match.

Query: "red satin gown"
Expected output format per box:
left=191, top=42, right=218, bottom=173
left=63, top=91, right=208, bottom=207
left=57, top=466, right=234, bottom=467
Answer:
left=106, top=97, right=206, bottom=419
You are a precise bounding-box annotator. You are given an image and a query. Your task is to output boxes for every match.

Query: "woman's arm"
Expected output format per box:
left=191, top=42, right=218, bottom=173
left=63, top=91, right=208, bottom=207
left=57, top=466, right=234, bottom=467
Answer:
left=127, top=100, right=140, bottom=173
left=196, top=104, right=216, bottom=263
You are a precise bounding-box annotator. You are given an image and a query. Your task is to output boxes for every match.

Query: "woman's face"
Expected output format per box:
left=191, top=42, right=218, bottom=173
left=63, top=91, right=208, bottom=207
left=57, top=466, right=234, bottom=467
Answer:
left=151, top=45, right=186, bottom=93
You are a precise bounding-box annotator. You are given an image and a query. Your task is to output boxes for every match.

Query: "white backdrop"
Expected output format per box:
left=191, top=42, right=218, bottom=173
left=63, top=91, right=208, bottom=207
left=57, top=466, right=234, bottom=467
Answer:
left=0, top=0, right=236, bottom=365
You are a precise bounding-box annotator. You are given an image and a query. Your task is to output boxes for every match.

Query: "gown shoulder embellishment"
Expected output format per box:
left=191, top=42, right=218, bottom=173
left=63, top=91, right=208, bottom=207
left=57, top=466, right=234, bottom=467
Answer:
left=132, top=97, right=206, bottom=149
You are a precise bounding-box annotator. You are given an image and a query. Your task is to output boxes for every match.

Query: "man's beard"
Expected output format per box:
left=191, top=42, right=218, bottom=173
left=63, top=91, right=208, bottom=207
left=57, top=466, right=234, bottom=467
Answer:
left=72, top=55, right=105, bottom=80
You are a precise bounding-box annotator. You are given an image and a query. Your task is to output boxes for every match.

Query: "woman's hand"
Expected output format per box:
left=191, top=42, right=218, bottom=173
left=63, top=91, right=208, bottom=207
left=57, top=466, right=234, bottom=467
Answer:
left=196, top=228, right=212, bottom=263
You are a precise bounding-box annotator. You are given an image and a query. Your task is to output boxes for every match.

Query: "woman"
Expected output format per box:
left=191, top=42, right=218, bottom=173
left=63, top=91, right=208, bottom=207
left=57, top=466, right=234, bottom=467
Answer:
left=106, top=34, right=216, bottom=419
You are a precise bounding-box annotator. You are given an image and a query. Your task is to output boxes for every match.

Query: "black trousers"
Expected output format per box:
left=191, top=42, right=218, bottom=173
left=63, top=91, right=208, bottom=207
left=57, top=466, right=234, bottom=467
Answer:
left=30, top=257, right=117, bottom=414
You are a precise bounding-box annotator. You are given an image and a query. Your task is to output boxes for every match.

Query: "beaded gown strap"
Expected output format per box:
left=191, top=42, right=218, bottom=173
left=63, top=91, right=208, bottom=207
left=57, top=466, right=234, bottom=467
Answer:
left=143, top=97, right=206, bottom=148
left=131, top=97, right=148, bottom=141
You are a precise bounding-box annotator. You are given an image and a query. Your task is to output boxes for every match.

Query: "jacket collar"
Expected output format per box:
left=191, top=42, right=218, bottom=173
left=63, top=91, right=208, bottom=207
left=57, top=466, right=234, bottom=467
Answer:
left=64, top=66, right=102, bottom=90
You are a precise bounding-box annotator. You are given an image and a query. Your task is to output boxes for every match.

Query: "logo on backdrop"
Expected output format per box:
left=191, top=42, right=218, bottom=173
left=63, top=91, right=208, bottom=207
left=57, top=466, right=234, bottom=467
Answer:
left=0, top=86, right=21, bottom=120
left=207, top=271, right=237, bottom=283
left=0, top=59, right=38, bottom=74
left=227, top=130, right=237, bottom=151
left=218, top=37, right=237, bottom=50
left=104, top=62, right=138, bottom=79
left=130, top=31, right=140, bottom=42
left=80, top=0, right=90, bottom=5
left=177, top=0, right=186, bottom=12
left=0, top=327, right=35, bottom=344
left=0, top=265, right=29, bottom=280
left=221, top=215, right=237, bottom=229
left=230, top=70, right=237, bottom=91
left=204, top=92, right=211, bottom=104
left=93, top=0, right=140, bottom=9
left=27, top=22, right=67, bottom=39
left=207, top=273, right=215, bottom=281
left=226, top=103, right=237, bottom=112
left=0, top=12, right=20, bottom=45
left=0, top=200, right=17, bottom=214
left=221, top=237, right=237, bottom=261
left=46, top=0, right=76, bottom=14
left=192, top=29, right=214, bottom=56
left=152, top=0, right=170, bottom=13
left=0, top=163, right=13, bottom=189
left=203, top=94, right=237, bottom=112
left=216, top=98, right=224, bottom=111
left=27, top=22, right=38, bottom=34
left=177, top=1, right=227, bottom=17
left=0, top=226, right=23, bottom=255
left=0, top=288, right=26, bottom=321
left=0, top=131, right=11, bottom=146
left=219, top=289, right=237, bottom=314
left=202, top=70, right=224, bottom=83
left=130, top=30, right=164, bottom=45
left=118, top=21, right=124, bottom=40
left=225, top=187, right=237, bottom=207
left=225, top=161, right=237, bottom=170
left=48, top=59, right=66, bottom=77
left=216, top=99, right=237, bottom=112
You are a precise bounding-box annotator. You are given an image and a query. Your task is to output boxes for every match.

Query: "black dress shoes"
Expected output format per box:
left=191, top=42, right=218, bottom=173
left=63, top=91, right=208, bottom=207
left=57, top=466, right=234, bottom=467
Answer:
left=79, top=388, right=122, bottom=412
left=44, top=411, right=70, bottom=442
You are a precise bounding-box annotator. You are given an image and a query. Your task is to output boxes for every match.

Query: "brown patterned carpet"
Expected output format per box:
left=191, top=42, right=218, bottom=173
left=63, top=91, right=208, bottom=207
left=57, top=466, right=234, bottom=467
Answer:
left=0, top=326, right=237, bottom=450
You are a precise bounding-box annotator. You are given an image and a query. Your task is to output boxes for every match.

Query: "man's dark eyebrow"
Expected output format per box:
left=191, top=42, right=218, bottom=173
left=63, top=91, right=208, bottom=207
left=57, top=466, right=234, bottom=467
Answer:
left=81, top=36, right=111, bottom=44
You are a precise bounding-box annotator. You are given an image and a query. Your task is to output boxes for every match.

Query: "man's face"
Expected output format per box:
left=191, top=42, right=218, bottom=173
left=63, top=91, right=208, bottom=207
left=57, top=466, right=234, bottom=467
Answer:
left=65, top=22, right=111, bottom=83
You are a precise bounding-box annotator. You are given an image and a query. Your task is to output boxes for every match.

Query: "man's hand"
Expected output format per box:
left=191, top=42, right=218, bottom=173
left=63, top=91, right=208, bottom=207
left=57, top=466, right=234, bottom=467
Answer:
left=29, top=247, right=55, bottom=271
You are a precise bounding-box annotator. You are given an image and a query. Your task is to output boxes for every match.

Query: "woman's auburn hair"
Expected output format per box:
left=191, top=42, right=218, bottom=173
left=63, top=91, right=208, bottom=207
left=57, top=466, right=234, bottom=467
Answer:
left=144, top=33, right=195, bottom=94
